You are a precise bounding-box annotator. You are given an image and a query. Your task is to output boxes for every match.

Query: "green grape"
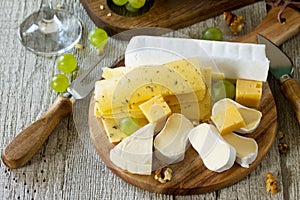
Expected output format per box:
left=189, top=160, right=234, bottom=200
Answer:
left=112, top=0, right=128, bottom=6
left=50, top=74, right=70, bottom=93
left=125, top=2, right=139, bottom=12
left=88, top=28, right=108, bottom=49
left=56, top=54, right=77, bottom=73
left=202, top=27, right=223, bottom=41
left=120, top=117, right=140, bottom=135
left=128, top=0, right=146, bottom=9
left=211, top=79, right=235, bottom=102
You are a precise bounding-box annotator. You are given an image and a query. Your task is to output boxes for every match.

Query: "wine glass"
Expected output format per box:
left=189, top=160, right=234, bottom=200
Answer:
left=18, top=0, right=83, bottom=56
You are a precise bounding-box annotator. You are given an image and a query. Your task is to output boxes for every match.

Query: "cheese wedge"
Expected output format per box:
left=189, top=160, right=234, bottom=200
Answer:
left=154, top=113, right=194, bottom=165
left=223, top=132, right=258, bottom=168
left=110, top=123, right=155, bottom=175
left=211, top=99, right=246, bottom=135
left=188, top=123, right=236, bottom=173
left=211, top=98, right=262, bottom=134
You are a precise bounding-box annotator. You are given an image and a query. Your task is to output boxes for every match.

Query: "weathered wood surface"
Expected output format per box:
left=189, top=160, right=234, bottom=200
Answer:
left=0, top=0, right=299, bottom=199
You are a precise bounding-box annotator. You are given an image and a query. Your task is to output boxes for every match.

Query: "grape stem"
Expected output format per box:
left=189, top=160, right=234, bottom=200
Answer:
left=265, top=0, right=300, bottom=23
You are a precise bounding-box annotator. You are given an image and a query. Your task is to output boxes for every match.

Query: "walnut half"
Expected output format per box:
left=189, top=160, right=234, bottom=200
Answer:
left=265, top=173, right=279, bottom=195
left=154, top=167, right=173, bottom=184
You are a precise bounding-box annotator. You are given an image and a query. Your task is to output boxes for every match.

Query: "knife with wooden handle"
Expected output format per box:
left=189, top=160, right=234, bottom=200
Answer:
left=2, top=5, right=300, bottom=169
left=257, top=34, right=300, bottom=124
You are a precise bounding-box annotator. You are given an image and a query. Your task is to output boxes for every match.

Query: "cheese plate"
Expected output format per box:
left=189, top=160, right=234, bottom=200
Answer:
left=86, top=34, right=275, bottom=194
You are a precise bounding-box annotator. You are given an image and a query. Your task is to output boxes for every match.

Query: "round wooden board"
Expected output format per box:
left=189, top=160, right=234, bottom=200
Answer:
left=88, top=82, right=277, bottom=195
left=79, top=0, right=260, bottom=35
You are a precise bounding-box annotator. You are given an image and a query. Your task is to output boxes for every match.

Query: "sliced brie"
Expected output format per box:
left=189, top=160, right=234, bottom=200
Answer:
left=222, top=132, right=258, bottom=168
left=154, top=113, right=194, bottom=165
left=188, top=123, right=236, bottom=173
left=110, top=123, right=155, bottom=175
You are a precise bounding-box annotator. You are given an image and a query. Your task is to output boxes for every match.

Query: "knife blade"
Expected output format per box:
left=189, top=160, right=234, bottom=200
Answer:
left=257, top=34, right=300, bottom=124
left=1, top=54, right=112, bottom=169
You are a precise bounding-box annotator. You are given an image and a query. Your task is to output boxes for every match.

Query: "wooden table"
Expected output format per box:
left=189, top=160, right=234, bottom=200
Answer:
left=0, top=0, right=299, bottom=199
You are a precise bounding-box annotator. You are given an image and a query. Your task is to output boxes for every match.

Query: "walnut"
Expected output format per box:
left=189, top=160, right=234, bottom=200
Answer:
left=224, top=11, right=244, bottom=35
left=278, top=143, right=289, bottom=154
left=265, top=173, right=279, bottom=195
left=154, top=167, right=173, bottom=183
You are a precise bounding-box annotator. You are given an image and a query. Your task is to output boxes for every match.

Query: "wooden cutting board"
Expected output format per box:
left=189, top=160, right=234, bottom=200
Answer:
left=88, top=7, right=300, bottom=195
left=80, top=0, right=260, bottom=35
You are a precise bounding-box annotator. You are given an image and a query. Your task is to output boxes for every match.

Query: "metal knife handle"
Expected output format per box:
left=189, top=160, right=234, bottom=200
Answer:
left=1, top=96, right=73, bottom=169
left=280, top=75, right=300, bottom=124
left=231, top=6, right=300, bottom=46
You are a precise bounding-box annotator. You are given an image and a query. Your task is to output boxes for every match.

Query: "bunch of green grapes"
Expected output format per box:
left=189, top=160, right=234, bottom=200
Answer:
left=50, top=54, right=77, bottom=93
left=112, top=0, right=146, bottom=12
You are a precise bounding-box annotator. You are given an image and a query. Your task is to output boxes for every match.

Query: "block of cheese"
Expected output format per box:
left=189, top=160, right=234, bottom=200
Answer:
left=110, top=123, right=155, bottom=175
left=154, top=113, right=194, bottom=165
left=125, top=36, right=269, bottom=81
left=235, top=79, right=263, bottom=108
left=211, top=102, right=246, bottom=135
left=100, top=117, right=148, bottom=144
left=188, top=123, right=236, bottom=173
left=139, top=94, right=171, bottom=123
left=223, top=132, right=258, bottom=168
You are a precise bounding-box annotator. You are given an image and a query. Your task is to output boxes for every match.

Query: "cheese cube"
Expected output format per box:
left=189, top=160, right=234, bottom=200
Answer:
left=235, top=79, right=263, bottom=108
left=139, top=94, right=171, bottom=124
left=211, top=104, right=245, bottom=135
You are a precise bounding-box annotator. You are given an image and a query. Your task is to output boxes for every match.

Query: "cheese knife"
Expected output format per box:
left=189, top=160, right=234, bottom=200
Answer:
left=257, top=34, right=300, bottom=124
left=1, top=54, right=114, bottom=169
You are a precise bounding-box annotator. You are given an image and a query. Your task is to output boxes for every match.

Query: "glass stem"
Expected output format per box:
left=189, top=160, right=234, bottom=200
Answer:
left=40, top=0, right=54, bottom=21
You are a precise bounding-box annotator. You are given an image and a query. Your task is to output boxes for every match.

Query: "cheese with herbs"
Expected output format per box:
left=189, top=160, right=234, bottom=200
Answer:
left=94, top=63, right=206, bottom=115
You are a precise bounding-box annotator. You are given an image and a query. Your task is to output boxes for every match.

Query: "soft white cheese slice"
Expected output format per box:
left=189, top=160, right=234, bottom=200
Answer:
left=110, top=123, right=155, bottom=175
left=125, top=36, right=269, bottom=81
left=188, top=123, right=236, bottom=173
left=154, top=113, right=194, bottom=165
left=222, top=132, right=258, bottom=168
